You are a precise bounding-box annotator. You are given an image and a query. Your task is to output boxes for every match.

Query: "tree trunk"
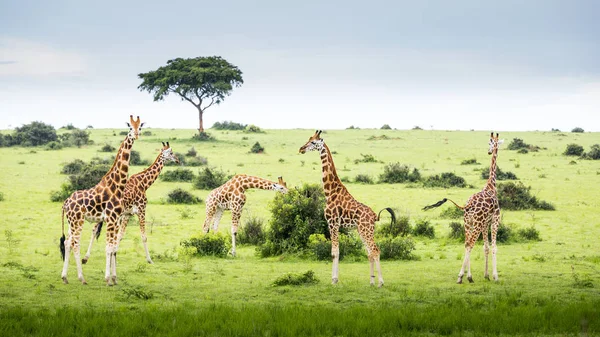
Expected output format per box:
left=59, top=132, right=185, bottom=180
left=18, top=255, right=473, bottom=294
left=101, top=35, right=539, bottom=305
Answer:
left=197, top=106, right=204, bottom=134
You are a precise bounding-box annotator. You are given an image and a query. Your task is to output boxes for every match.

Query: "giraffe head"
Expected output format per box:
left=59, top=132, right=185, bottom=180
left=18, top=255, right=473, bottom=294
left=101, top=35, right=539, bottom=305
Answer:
left=161, top=141, right=180, bottom=164
left=273, top=176, right=289, bottom=194
left=299, top=130, right=324, bottom=154
left=488, top=132, right=504, bottom=155
left=126, top=115, right=145, bottom=140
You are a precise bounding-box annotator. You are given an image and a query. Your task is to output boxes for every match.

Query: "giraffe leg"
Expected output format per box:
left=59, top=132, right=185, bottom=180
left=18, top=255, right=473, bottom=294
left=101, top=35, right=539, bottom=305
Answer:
left=483, top=223, right=491, bottom=281
left=203, top=205, right=216, bottom=233
left=116, top=215, right=130, bottom=246
left=212, top=209, right=224, bottom=232
left=82, top=222, right=101, bottom=264
left=458, top=245, right=473, bottom=284
left=491, top=211, right=500, bottom=281
left=61, top=234, right=72, bottom=284
left=73, top=238, right=87, bottom=285
left=329, top=224, right=340, bottom=284
left=137, top=207, right=153, bottom=264
left=111, top=247, right=118, bottom=285
left=230, top=209, right=241, bottom=257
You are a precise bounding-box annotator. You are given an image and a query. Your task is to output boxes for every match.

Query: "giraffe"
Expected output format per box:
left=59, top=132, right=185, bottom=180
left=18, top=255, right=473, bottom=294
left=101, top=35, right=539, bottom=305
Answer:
left=299, top=130, right=396, bottom=287
left=203, top=174, right=288, bottom=256
left=422, top=132, right=504, bottom=284
left=82, top=142, right=180, bottom=265
left=60, top=115, right=144, bottom=285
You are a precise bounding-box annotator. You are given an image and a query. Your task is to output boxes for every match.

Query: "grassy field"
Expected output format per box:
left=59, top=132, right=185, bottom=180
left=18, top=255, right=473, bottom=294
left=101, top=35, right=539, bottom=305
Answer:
left=0, top=127, right=599, bottom=336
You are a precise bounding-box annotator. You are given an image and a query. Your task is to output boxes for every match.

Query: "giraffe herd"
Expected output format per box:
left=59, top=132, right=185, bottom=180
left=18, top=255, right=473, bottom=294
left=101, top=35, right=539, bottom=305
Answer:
left=59, top=118, right=504, bottom=287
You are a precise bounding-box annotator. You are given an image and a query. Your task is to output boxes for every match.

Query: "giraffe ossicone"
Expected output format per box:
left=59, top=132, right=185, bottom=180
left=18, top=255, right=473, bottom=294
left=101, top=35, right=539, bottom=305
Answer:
left=422, top=132, right=503, bottom=284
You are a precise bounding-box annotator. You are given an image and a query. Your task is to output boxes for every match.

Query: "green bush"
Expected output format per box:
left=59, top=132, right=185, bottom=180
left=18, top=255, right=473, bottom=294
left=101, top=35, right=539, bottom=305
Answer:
left=61, top=159, right=87, bottom=174
left=180, top=234, right=230, bottom=257
left=518, top=226, right=541, bottom=241
left=354, top=174, right=374, bottom=184
left=440, top=207, right=463, bottom=219
left=354, top=153, right=378, bottom=164
left=68, top=164, right=111, bottom=191
left=377, top=214, right=411, bottom=238
left=508, top=138, right=540, bottom=152
left=497, top=182, right=555, bottom=211
left=272, top=270, right=319, bottom=286
left=250, top=142, right=264, bottom=153
left=212, top=121, right=247, bottom=130
left=142, top=130, right=152, bottom=136
left=61, top=129, right=93, bottom=148
left=61, top=123, right=76, bottom=130
left=245, top=125, right=263, bottom=133
left=585, top=144, right=600, bottom=160
left=564, top=144, right=584, bottom=156
left=130, top=150, right=150, bottom=166
left=161, top=168, right=196, bottom=182
left=448, top=221, right=512, bottom=243
left=259, top=184, right=328, bottom=257
left=100, top=143, right=115, bottom=152
left=423, top=172, right=467, bottom=188
left=12, top=121, right=58, bottom=146
left=193, top=167, right=232, bottom=190
left=186, top=147, right=197, bottom=157
left=191, top=132, right=215, bottom=142
left=448, top=222, right=464, bottom=240
left=185, top=156, right=208, bottom=167
left=167, top=188, right=202, bottom=204
left=0, top=192, right=4, bottom=202
left=237, top=216, right=266, bottom=246
left=45, top=141, right=63, bottom=150
left=119, top=131, right=128, bottom=136
left=378, top=237, right=417, bottom=260
left=379, top=163, right=421, bottom=183
left=381, top=124, right=392, bottom=130
left=308, top=233, right=365, bottom=261
left=460, top=158, right=479, bottom=165
left=571, top=127, right=584, bottom=133
left=481, top=167, right=518, bottom=180
left=412, top=219, right=435, bottom=238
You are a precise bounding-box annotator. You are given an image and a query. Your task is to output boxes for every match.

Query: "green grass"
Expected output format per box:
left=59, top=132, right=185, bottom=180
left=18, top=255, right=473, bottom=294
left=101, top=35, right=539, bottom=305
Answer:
left=1, top=128, right=599, bottom=336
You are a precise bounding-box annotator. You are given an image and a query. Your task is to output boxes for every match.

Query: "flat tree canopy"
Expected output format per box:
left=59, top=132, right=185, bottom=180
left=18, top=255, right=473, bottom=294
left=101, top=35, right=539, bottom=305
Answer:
left=138, top=56, right=243, bottom=134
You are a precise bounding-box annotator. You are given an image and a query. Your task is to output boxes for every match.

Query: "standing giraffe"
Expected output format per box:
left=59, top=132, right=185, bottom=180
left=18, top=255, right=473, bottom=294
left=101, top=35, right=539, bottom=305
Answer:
left=82, top=142, right=180, bottom=265
left=203, top=174, right=288, bottom=256
left=299, top=130, right=396, bottom=287
left=422, top=132, right=504, bottom=284
left=60, top=115, right=144, bottom=285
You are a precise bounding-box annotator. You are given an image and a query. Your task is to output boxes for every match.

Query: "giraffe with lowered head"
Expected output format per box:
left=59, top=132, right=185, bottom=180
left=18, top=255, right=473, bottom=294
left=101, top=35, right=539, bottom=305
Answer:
left=422, top=132, right=504, bottom=283
left=203, top=174, right=288, bottom=256
left=60, top=115, right=144, bottom=285
left=299, top=130, right=396, bottom=287
left=82, top=142, right=180, bottom=265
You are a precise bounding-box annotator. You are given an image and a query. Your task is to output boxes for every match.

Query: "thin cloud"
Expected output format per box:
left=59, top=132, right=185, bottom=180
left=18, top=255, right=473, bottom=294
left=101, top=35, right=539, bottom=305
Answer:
left=0, top=37, right=87, bottom=76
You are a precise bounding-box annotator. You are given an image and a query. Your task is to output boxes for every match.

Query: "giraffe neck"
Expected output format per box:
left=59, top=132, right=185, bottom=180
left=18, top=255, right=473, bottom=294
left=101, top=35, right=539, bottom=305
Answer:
left=101, top=136, right=134, bottom=191
left=319, top=143, right=344, bottom=199
left=485, top=147, right=498, bottom=193
left=238, top=175, right=277, bottom=191
left=134, top=152, right=165, bottom=191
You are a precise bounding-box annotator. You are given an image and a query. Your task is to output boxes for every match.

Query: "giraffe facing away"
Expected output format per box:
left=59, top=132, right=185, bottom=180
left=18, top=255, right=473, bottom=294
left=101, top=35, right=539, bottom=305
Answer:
left=422, top=132, right=504, bottom=284
left=299, top=130, right=396, bottom=287
left=82, top=142, right=180, bottom=265
left=60, top=115, right=144, bottom=285
left=203, top=174, right=288, bottom=256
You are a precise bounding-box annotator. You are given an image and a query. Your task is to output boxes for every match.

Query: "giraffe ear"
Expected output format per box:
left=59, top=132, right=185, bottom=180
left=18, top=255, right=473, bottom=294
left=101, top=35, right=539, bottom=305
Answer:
left=126, top=122, right=131, bottom=128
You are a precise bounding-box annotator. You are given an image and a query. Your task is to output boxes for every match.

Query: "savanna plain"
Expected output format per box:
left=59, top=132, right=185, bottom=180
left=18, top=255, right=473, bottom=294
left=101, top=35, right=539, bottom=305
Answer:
left=0, top=127, right=599, bottom=336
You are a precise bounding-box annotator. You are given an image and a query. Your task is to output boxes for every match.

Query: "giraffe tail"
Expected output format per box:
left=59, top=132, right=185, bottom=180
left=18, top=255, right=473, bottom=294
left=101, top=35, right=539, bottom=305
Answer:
left=422, top=198, right=465, bottom=211
left=60, top=206, right=66, bottom=261
left=95, top=221, right=104, bottom=241
left=377, top=207, right=396, bottom=225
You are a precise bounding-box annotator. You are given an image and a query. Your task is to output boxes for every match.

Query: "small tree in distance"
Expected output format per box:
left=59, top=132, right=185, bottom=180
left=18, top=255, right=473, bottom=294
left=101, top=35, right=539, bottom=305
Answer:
left=137, top=56, right=244, bottom=135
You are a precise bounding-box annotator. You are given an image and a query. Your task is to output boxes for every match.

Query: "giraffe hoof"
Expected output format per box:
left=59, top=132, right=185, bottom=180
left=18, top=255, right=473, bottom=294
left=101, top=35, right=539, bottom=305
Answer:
left=332, top=278, right=338, bottom=285
left=456, top=278, right=463, bottom=284
left=81, top=258, right=88, bottom=264
left=378, top=282, right=384, bottom=288
left=147, top=259, right=154, bottom=264
left=82, top=281, right=88, bottom=285
left=484, top=275, right=490, bottom=281
left=62, top=277, right=69, bottom=285
left=467, top=276, right=474, bottom=283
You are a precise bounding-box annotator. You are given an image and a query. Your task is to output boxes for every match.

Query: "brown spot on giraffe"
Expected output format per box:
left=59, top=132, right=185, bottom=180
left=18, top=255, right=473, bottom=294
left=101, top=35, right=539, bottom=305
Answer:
left=299, top=130, right=396, bottom=287
left=83, top=142, right=180, bottom=265
left=422, top=132, right=504, bottom=284
left=60, top=115, right=144, bottom=286
left=203, top=174, right=288, bottom=257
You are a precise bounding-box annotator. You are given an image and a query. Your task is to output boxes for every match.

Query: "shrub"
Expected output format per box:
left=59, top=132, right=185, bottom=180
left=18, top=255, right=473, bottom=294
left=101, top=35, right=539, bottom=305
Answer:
left=191, top=132, right=215, bottom=142
left=412, top=126, right=422, bottom=130
left=380, top=124, right=392, bottom=130
left=495, top=223, right=513, bottom=243
left=377, top=214, right=411, bottom=238
left=186, top=147, right=197, bottom=157
left=423, top=172, right=467, bottom=188
left=245, top=125, right=263, bottom=133
left=272, top=270, right=319, bottom=286
left=180, top=234, right=230, bottom=257
left=119, top=131, right=128, bottom=136
left=378, top=237, right=417, bottom=260
left=100, top=143, right=115, bottom=152
left=379, top=163, right=421, bottom=183
left=185, top=156, right=208, bottom=167
left=448, top=222, right=464, bottom=240
left=571, top=127, right=584, bottom=133
left=481, top=167, right=518, bottom=180
left=130, top=150, right=150, bottom=166
left=448, top=221, right=512, bottom=243
left=45, top=141, right=63, bottom=150
left=585, top=144, right=600, bottom=160
left=167, top=188, right=202, bottom=204
left=161, top=168, right=195, bottom=182
left=13, top=121, right=58, bottom=146
left=308, top=233, right=365, bottom=261
left=412, top=219, right=435, bottom=238
left=193, top=167, right=232, bottom=190
left=250, top=142, right=264, bottom=153
left=237, top=216, right=266, bottom=245
left=354, top=153, right=378, bottom=164
left=461, top=158, right=479, bottom=165
left=564, top=144, right=584, bottom=156
left=440, top=207, right=463, bottom=219
left=68, top=164, right=111, bottom=191
left=497, top=182, right=555, bottom=211
left=517, top=148, right=529, bottom=154
left=518, top=226, right=541, bottom=241
left=62, top=129, right=93, bottom=148
left=259, top=183, right=328, bottom=257
left=354, top=174, right=374, bottom=184
left=61, top=159, right=87, bottom=174
left=346, top=125, right=359, bottom=130
left=508, top=138, right=540, bottom=152
left=62, top=124, right=76, bottom=130
left=212, top=121, right=247, bottom=130
left=0, top=192, right=4, bottom=202
left=142, top=130, right=152, bottom=136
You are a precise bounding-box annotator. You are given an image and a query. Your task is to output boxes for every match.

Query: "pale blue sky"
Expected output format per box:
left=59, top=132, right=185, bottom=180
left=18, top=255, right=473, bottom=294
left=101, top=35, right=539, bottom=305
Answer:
left=1, top=0, right=599, bottom=131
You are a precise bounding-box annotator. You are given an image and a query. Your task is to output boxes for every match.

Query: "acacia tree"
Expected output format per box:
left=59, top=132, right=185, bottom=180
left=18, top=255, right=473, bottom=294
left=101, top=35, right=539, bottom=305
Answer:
left=137, top=56, right=243, bottom=135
